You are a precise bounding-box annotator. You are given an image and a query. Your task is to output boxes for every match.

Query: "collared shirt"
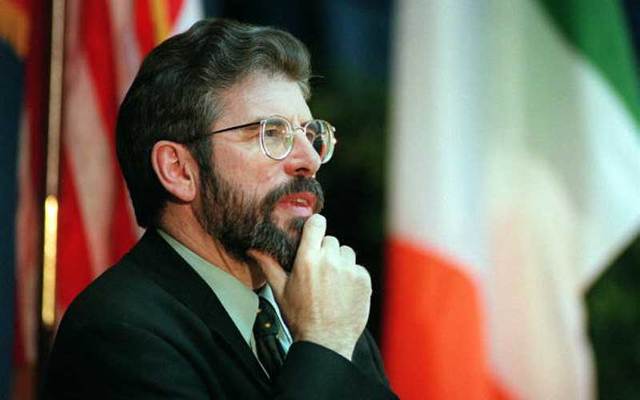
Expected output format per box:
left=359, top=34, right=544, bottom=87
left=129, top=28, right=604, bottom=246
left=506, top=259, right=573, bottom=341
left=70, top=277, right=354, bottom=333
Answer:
left=157, top=230, right=293, bottom=358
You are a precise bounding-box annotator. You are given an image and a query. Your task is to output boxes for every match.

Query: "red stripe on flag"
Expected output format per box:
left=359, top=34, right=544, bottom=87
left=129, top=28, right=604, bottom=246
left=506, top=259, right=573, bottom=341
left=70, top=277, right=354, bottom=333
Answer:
left=57, top=156, right=94, bottom=311
left=23, top=0, right=47, bottom=204
left=135, top=0, right=157, bottom=55
left=382, top=238, right=513, bottom=400
left=166, top=0, right=185, bottom=27
left=81, top=0, right=117, bottom=134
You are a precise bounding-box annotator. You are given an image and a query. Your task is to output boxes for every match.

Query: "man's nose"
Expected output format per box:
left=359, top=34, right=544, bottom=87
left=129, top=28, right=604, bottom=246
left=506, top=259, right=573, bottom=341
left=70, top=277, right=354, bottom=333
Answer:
left=282, top=130, right=321, bottom=178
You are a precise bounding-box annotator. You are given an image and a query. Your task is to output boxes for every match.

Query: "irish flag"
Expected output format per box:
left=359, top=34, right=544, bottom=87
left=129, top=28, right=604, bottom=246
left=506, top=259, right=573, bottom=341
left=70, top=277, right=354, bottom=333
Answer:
left=383, top=1, right=640, bottom=399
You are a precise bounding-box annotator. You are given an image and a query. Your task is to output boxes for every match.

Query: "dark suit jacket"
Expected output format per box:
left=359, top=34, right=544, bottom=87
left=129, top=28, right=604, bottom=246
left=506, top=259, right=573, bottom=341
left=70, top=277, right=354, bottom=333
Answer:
left=45, top=230, right=398, bottom=399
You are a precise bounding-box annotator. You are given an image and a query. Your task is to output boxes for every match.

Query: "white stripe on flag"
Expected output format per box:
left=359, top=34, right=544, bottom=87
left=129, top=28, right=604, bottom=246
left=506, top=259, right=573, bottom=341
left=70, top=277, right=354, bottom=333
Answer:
left=173, top=0, right=204, bottom=34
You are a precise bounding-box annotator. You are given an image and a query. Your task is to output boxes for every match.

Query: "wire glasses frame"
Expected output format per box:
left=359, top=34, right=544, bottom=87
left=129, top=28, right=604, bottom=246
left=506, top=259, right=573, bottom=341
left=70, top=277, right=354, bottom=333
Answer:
left=186, top=116, right=337, bottom=163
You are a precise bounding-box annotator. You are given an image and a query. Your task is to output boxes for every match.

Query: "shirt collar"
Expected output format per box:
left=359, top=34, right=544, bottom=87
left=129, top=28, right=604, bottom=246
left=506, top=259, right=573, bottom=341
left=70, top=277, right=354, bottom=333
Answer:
left=157, top=229, right=258, bottom=346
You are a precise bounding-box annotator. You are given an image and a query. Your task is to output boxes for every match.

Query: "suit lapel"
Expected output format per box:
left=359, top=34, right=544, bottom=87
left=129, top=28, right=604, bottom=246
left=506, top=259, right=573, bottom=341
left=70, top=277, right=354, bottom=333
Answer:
left=128, top=230, right=271, bottom=392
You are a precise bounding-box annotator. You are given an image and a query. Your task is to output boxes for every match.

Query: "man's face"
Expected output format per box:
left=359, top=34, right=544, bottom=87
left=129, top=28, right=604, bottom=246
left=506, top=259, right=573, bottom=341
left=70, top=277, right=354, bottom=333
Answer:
left=195, top=72, right=325, bottom=271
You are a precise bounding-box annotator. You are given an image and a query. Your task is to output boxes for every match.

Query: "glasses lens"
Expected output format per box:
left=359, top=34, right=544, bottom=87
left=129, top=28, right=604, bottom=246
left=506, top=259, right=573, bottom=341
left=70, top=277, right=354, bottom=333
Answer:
left=261, top=118, right=293, bottom=159
left=305, top=120, right=335, bottom=163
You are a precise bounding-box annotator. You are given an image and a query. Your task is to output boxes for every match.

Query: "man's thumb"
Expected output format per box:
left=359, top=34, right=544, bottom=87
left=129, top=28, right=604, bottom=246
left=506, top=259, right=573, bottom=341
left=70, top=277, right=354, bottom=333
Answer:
left=248, top=250, right=287, bottom=299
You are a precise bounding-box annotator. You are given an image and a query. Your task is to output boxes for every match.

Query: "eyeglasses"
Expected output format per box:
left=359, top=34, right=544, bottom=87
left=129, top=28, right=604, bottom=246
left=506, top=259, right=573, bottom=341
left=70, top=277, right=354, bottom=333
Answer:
left=187, top=116, right=337, bottom=163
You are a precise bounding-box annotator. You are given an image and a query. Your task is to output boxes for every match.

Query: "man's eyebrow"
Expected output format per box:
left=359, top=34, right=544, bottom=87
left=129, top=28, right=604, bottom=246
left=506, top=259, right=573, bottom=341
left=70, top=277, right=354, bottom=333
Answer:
left=272, top=114, right=316, bottom=125
left=230, top=117, right=263, bottom=129
left=237, top=115, right=269, bottom=126
left=240, top=114, right=315, bottom=126
left=247, top=115, right=268, bottom=123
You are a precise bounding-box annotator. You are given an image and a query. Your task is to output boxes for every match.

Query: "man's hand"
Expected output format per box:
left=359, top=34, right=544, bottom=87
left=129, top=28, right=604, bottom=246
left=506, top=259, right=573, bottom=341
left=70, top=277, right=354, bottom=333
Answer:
left=249, top=214, right=372, bottom=361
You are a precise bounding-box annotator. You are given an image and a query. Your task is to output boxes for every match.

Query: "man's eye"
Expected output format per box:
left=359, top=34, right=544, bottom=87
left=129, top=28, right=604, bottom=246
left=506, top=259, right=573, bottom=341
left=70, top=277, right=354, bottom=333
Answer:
left=242, top=126, right=261, bottom=139
left=264, top=128, right=281, bottom=138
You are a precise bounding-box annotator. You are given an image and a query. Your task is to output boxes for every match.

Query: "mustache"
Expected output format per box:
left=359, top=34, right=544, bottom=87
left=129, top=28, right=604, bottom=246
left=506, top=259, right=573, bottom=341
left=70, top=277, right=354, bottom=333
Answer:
left=260, top=177, right=325, bottom=216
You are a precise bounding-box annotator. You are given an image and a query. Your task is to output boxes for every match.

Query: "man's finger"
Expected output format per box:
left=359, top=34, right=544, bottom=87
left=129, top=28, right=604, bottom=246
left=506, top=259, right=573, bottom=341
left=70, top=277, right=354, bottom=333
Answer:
left=340, top=245, right=356, bottom=265
left=248, top=250, right=287, bottom=299
left=322, top=236, right=339, bottom=250
left=297, top=214, right=326, bottom=255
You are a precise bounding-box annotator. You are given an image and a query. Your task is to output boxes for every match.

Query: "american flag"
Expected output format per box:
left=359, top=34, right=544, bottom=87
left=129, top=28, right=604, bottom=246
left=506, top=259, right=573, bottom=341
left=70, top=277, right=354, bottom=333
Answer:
left=7, top=1, right=203, bottom=398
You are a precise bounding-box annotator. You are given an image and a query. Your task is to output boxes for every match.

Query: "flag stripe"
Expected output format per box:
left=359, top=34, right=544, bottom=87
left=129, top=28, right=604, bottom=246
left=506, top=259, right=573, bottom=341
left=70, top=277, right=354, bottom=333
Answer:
left=166, top=0, right=186, bottom=28
left=536, top=0, right=640, bottom=126
left=135, top=0, right=186, bottom=54
left=82, top=0, right=118, bottom=134
left=57, top=155, right=94, bottom=311
left=151, top=0, right=185, bottom=43
left=171, top=0, right=201, bottom=35
left=383, top=238, right=512, bottom=400
left=135, top=1, right=157, bottom=56
left=150, top=0, right=171, bottom=42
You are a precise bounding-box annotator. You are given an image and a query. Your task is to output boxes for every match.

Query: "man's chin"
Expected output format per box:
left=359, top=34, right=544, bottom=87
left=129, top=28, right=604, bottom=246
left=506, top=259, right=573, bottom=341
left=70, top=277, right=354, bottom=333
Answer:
left=248, top=218, right=303, bottom=272
left=270, top=215, right=306, bottom=243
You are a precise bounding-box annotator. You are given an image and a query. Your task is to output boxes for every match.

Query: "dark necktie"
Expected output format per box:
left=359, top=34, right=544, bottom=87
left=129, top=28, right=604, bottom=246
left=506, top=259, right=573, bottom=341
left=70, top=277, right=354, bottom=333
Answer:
left=253, top=297, right=286, bottom=379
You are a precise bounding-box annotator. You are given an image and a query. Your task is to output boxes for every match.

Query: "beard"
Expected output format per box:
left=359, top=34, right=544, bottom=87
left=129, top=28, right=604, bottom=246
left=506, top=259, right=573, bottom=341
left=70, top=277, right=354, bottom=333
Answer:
left=195, top=162, right=324, bottom=272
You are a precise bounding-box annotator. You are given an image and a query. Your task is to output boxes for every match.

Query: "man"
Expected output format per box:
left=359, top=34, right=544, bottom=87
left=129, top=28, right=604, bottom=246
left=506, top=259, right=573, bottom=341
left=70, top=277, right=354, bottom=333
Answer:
left=45, top=18, right=397, bottom=399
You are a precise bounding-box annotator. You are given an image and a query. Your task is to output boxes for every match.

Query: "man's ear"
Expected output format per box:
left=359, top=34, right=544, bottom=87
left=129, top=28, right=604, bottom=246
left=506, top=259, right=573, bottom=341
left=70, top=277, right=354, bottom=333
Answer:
left=151, top=140, right=198, bottom=202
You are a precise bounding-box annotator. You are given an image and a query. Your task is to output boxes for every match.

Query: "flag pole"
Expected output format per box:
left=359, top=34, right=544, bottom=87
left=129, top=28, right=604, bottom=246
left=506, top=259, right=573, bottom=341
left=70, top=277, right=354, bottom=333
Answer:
left=40, top=0, right=65, bottom=345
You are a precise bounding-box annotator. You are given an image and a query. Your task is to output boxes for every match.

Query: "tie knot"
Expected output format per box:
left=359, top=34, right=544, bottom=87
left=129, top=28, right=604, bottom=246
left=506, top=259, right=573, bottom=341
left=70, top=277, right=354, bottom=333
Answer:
left=254, top=297, right=280, bottom=337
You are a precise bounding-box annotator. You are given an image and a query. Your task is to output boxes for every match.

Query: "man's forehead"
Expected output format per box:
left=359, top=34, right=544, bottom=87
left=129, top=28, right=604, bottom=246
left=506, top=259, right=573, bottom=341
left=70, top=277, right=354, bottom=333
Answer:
left=214, top=72, right=312, bottom=128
